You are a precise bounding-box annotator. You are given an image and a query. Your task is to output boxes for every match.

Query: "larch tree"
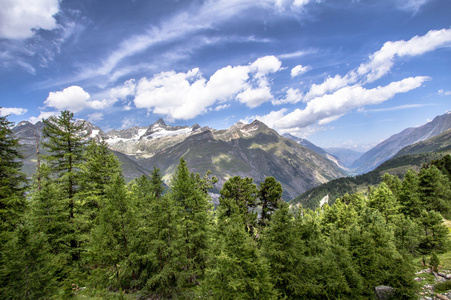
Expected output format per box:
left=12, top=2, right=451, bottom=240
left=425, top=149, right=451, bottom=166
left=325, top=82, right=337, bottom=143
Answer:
left=41, top=110, right=87, bottom=263
left=0, top=113, right=27, bottom=238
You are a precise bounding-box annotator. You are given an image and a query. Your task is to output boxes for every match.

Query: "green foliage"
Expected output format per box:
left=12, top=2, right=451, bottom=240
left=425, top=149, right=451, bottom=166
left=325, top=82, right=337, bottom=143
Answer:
left=202, top=210, right=276, bottom=299
left=429, top=252, right=440, bottom=272
left=219, top=176, right=258, bottom=234
left=258, top=176, right=283, bottom=228
left=6, top=111, right=451, bottom=298
left=0, top=220, right=57, bottom=299
left=0, top=114, right=27, bottom=237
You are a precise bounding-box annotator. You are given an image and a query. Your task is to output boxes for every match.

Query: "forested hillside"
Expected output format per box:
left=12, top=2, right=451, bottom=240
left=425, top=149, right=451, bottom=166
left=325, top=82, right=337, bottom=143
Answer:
left=1, top=111, right=450, bottom=299
left=292, top=144, right=451, bottom=209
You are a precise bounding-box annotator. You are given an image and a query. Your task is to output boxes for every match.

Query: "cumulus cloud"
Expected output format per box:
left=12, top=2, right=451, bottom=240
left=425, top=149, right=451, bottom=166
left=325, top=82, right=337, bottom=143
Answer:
left=291, top=65, right=310, bottom=77
left=274, top=76, right=430, bottom=130
left=0, top=0, right=59, bottom=40
left=0, top=107, right=28, bottom=116
left=44, top=86, right=117, bottom=113
left=272, top=88, right=303, bottom=105
left=133, top=56, right=282, bottom=120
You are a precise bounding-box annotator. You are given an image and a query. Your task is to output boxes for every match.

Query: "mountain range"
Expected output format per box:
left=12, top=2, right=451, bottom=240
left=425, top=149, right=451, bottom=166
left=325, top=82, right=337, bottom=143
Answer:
left=12, top=111, right=451, bottom=201
left=13, top=118, right=345, bottom=200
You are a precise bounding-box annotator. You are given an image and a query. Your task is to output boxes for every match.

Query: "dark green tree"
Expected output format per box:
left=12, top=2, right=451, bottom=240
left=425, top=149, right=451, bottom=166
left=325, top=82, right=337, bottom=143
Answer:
left=89, top=174, right=136, bottom=289
left=418, top=165, right=451, bottom=219
left=219, top=176, right=258, bottom=234
left=41, top=110, right=88, bottom=263
left=399, top=169, right=422, bottom=218
left=0, top=114, right=27, bottom=237
left=261, top=202, right=299, bottom=298
left=0, top=220, right=57, bottom=299
left=258, top=177, right=283, bottom=228
left=170, top=158, right=213, bottom=289
left=202, top=206, right=276, bottom=299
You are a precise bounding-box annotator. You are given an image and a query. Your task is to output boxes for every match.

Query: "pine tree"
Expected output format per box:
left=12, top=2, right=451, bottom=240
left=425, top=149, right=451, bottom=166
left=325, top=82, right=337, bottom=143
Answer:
left=258, top=177, right=283, bottom=228
left=89, top=174, right=135, bottom=289
left=202, top=207, right=277, bottom=299
left=0, top=220, right=57, bottom=299
left=0, top=114, right=27, bottom=237
left=399, top=169, right=422, bottom=218
left=418, top=165, right=451, bottom=219
left=219, top=176, right=258, bottom=234
left=41, top=110, right=88, bottom=263
left=261, top=202, right=299, bottom=298
left=170, top=158, right=212, bottom=289
left=79, top=139, right=122, bottom=222
left=368, top=182, right=399, bottom=223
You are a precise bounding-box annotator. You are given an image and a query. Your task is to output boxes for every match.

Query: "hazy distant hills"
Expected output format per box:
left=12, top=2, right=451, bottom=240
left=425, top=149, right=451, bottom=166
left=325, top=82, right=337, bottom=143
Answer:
left=13, top=118, right=345, bottom=200
left=350, top=112, right=451, bottom=174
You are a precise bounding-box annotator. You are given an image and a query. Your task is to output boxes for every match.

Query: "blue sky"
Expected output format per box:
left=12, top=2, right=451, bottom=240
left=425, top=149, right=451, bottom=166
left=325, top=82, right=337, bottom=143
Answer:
left=1, top=0, right=450, bottom=151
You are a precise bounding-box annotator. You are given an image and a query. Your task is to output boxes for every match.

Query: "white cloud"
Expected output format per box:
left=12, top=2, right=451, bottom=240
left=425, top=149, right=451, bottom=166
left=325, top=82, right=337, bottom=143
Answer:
left=110, top=79, right=136, bottom=99
left=275, top=76, right=430, bottom=130
left=278, top=50, right=313, bottom=59
left=304, top=72, right=358, bottom=101
left=0, top=0, right=59, bottom=40
left=242, top=108, right=288, bottom=128
left=45, top=86, right=91, bottom=113
left=358, top=28, right=451, bottom=83
left=87, top=112, right=104, bottom=123
left=396, top=0, right=431, bottom=12
left=44, top=86, right=117, bottom=113
left=0, top=107, right=28, bottom=116
left=29, top=111, right=59, bottom=124
left=272, top=88, right=303, bottom=105
left=291, top=65, right=310, bottom=77
left=214, top=104, right=230, bottom=111
left=250, top=55, right=282, bottom=75
left=438, top=89, right=451, bottom=96
left=134, top=56, right=282, bottom=120
left=299, top=28, right=451, bottom=103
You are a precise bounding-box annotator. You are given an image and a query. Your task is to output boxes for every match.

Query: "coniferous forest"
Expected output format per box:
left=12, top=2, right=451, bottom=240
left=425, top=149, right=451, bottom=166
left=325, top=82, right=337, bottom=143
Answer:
left=1, top=111, right=450, bottom=299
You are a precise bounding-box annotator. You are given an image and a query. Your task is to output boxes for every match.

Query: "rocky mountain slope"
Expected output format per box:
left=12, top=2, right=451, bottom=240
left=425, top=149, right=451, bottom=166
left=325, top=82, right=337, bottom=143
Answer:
left=13, top=118, right=346, bottom=200
left=351, top=112, right=451, bottom=174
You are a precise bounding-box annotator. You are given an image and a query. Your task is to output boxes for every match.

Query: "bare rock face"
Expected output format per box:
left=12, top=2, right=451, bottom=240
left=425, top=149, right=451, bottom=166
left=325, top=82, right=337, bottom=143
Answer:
left=374, top=285, right=394, bottom=300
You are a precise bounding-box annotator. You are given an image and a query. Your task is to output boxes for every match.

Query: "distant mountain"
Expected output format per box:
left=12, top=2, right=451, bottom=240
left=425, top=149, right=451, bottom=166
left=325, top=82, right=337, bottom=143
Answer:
left=394, top=128, right=451, bottom=157
left=351, top=112, right=451, bottom=174
left=324, top=147, right=363, bottom=169
left=13, top=118, right=346, bottom=200
left=290, top=126, right=451, bottom=209
left=282, top=134, right=327, bottom=155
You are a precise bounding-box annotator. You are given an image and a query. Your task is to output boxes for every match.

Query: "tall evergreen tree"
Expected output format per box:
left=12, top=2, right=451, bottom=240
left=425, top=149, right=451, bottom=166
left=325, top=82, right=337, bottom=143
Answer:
left=202, top=206, right=276, bottom=300
left=399, top=169, right=422, bottom=218
left=219, top=176, right=258, bottom=234
left=170, top=158, right=212, bottom=288
left=79, top=139, right=122, bottom=222
left=41, top=110, right=87, bottom=263
left=418, top=165, right=451, bottom=218
left=0, top=114, right=27, bottom=237
left=258, top=177, right=283, bottom=228
left=89, top=174, right=135, bottom=289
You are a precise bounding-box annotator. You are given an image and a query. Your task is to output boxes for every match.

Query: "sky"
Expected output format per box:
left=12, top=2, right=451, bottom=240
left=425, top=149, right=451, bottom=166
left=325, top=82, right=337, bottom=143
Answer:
left=1, top=0, right=450, bottom=151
